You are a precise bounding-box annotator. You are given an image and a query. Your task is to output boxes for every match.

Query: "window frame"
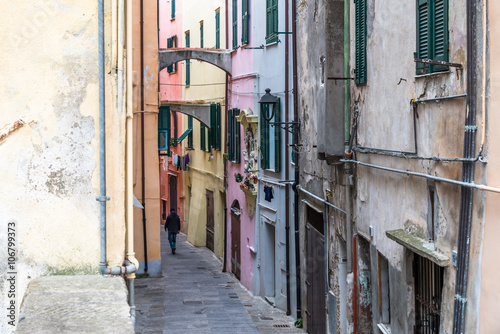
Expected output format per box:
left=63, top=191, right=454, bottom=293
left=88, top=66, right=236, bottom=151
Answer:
left=260, top=99, right=281, bottom=172
left=167, top=36, right=178, bottom=74
left=266, top=0, right=278, bottom=44
left=158, top=106, right=171, bottom=156
left=241, top=0, right=249, bottom=45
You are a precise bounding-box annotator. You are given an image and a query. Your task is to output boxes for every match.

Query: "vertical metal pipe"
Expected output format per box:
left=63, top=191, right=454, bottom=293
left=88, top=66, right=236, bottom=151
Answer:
left=284, top=0, right=291, bottom=317
left=352, top=235, right=357, bottom=334
left=223, top=0, right=229, bottom=273
left=140, top=0, right=148, bottom=273
left=98, top=0, right=107, bottom=273
left=291, top=0, right=302, bottom=321
left=127, top=277, right=136, bottom=324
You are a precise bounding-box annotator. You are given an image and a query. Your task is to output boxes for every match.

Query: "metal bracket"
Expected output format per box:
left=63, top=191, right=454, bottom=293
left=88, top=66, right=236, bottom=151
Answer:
left=414, top=57, right=463, bottom=69
left=244, top=45, right=264, bottom=50
left=268, top=121, right=299, bottom=134
left=465, top=125, right=477, bottom=132
left=96, top=196, right=111, bottom=202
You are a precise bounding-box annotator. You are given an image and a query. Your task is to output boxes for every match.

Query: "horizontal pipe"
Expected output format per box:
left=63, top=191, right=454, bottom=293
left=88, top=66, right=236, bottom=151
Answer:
left=356, top=145, right=415, bottom=155
left=99, top=260, right=137, bottom=275
left=342, top=159, right=500, bottom=193
left=416, top=94, right=467, bottom=103
left=296, top=185, right=347, bottom=214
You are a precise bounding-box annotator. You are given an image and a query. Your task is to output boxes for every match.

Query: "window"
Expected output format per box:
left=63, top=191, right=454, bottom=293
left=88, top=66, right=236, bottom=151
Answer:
left=241, top=0, right=249, bottom=45
left=187, top=116, right=194, bottom=149
left=355, top=0, right=367, bottom=85
left=200, top=21, right=204, bottom=48
left=427, top=182, right=437, bottom=242
left=232, top=0, right=238, bottom=50
left=416, top=0, right=449, bottom=74
left=171, top=0, right=175, bottom=19
left=414, top=254, right=444, bottom=333
left=158, top=106, right=171, bottom=156
left=172, top=111, right=178, bottom=147
left=228, top=109, right=241, bottom=163
left=185, top=31, right=191, bottom=86
left=266, top=0, right=278, bottom=44
left=378, top=253, right=390, bottom=328
left=167, top=36, right=177, bottom=73
left=208, top=104, right=221, bottom=151
left=215, top=9, right=221, bottom=49
left=260, top=99, right=281, bottom=172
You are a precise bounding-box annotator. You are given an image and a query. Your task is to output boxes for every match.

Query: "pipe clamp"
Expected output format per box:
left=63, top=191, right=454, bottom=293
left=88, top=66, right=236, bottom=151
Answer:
left=96, top=196, right=111, bottom=202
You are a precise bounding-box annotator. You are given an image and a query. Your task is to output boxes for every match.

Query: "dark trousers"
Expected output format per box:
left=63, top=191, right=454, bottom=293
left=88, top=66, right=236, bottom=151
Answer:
left=168, top=231, right=177, bottom=250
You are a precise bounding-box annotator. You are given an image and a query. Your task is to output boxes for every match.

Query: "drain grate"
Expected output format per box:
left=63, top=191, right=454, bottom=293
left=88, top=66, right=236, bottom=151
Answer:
left=273, top=324, right=290, bottom=328
left=260, top=317, right=273, bottom=321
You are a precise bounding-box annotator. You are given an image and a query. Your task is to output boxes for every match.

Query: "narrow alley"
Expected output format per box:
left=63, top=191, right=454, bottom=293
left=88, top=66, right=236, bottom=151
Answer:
left=134, top=232, right=304, bottom=334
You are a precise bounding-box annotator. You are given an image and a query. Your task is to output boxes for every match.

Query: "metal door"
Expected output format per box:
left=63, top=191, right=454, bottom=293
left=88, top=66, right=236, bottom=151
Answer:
left=306, top=223, right=326, bottom=334
left=231, top=203, right=241, bottom=279
left=169, top=176, right=177, bottom=212
left=206, top=190, right=214, bottom=252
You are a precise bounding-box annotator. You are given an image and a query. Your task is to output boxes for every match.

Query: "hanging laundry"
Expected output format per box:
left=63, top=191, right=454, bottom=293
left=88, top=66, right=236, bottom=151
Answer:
left=185, top=153, right=190, bottom=166
left=263, top=185, right=274, bottom=202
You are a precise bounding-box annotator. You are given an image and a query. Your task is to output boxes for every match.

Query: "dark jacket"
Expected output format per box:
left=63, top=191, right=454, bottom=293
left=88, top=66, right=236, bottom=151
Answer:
left=165, top=212, right=181, bottom=232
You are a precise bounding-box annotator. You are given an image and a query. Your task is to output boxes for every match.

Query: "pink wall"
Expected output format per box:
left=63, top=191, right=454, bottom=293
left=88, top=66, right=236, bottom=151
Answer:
left=226, top=0, right=255, bottom=291
left=159, top=0, right=184, bottom=227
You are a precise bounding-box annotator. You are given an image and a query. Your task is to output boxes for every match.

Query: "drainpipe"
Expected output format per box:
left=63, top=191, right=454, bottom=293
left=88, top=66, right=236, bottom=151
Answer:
left=284, top=0, right=291, bottom=316
left=452, top=0, right=477, bottom=332
left=291, top=0, right=302, bottom=321
left=97, top=0, right=137, bottom=278
left=223, top=0, right=229, bottom=273
left=140, top=0, right=148, bottom=273
left=352, top=235, right=358, bottom=334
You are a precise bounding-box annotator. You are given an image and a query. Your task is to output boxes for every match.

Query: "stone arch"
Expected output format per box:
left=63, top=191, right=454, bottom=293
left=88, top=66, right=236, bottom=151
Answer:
left=159, top=48, right=232, bottom=75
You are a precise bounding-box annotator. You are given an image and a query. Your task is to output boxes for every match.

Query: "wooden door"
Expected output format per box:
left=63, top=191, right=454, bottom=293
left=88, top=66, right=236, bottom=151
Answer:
left=206, top=190, right=214, bottom=252
left=231, top=206, right=241, bottom=279
left=169, top=176, right=177, bottom=212
left=306, top=223, right=326, bottom=334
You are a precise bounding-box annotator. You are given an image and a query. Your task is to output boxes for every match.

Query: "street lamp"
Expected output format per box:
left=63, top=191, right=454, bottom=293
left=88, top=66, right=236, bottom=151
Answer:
left=258, top=88, right=278, bottom=121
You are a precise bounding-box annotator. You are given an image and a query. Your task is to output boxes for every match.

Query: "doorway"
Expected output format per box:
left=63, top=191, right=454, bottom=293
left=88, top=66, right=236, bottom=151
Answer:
left=231, top=201, right=241, bottom=280
left=206, top=190, right=214, bottom=252
left=169, top=176, right=177, bottom=212
left=306, top=206, right=326, bottom=334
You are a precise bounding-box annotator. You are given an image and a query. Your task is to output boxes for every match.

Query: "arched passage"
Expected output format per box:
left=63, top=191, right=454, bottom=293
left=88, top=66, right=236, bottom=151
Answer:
left=159, top=48, right=232, bottom=75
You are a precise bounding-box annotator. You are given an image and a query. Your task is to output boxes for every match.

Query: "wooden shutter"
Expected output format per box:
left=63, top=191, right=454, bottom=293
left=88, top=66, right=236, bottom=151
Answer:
left=216, top=103, right=222, bottom=150
left=172, top=111, right=177, bottom=146
left=188, top=116, right=193, bottom=149
left=233, top=0, right=238, bottom=49
left=228, top=109, right=234, bottom=161
left=432, top=0, right=448, bottom=71
left=234, top=109, right=241, bottom=163
left=200, top=123, right=206, bottom=151
left=355, top=0, right=367, bottom=85
left=260, top=104, right=269, bottom=169
left=167, top=38, right=173, bottom=73
left=416, top=0, right=430, bottom=74
left=274, top=98, right=281, bottom=172
left=216, top=10, right=220, bottom=49
left=266, top=0, right=278, bottom=44
left=171, top=0, right=175, bottom=19
left=158, top=106, right=171, bottom=155
left=200, top=22, right=204, bottom=48
left=173, top=36, right=177, bottom=72
left=185, top=32, right=190, bottom=86
left=241, top=0, right=249, bottom=45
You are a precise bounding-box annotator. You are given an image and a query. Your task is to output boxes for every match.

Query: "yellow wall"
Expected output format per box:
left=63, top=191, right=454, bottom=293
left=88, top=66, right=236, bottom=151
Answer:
left=181, top=0, right=226, bottom=258
left=132, top=0, right=161, bottom=273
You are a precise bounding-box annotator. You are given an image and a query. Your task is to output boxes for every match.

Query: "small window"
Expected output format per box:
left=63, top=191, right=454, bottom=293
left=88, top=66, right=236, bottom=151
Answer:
left=265, top=0, right=278, bottom=44
left=378, top=253, right=390, bottom=327
left=215, top=9, right=221, bottom=49
left=158, top=106, right=171, bottom=156
left=185, top=31, right=191, bottom=86
left=167, top=36, right=178, bottom=73
left=171, top=0, right=175, bottom=19
left=241, top=0, right=250, bottom=45
left=187, top=117, right=194, bottom=149
left=355, top=0, right=367, bottom=85
left=416, top=0, right=449, bottom=74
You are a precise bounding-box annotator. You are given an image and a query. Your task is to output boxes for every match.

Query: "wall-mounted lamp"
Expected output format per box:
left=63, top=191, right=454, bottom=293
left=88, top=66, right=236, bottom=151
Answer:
left=258, top=88, right=278, bottom=121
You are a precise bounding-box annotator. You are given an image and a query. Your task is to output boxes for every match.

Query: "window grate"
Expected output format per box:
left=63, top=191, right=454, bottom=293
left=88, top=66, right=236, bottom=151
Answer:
left=414, top=254, right=444, bottom=334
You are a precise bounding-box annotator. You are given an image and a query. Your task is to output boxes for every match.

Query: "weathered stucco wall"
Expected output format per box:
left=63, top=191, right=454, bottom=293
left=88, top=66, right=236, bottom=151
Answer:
left=0, top=1, right=129, bottom=331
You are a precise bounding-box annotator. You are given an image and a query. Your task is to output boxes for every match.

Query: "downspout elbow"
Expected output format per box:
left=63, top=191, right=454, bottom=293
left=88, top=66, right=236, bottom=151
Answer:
left=99, top=260, right=137, bottom=276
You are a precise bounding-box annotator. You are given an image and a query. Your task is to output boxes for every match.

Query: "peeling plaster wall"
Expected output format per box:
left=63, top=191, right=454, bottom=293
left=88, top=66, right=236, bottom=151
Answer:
left=349, top=1, right=487, bottom=333
left=0, top=1, right=128, bottom=331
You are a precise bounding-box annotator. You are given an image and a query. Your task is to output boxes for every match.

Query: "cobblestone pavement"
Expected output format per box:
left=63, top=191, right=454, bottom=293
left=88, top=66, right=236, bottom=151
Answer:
left=135, top=232, right=305, bottom=334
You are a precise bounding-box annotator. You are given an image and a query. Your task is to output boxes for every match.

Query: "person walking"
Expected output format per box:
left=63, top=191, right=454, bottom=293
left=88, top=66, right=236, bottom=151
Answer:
left=165, top=208, right=181, bottom=254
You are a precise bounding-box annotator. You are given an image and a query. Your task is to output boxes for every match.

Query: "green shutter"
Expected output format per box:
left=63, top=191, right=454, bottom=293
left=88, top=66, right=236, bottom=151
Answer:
left=241, top=0, right=249, bottom=45
left=355, top=0, right=367, bottom=85
left=177, top=128, right=192, bottom=143
left=167, top=38, right=173, bottom=73
left=187, top=116, right=193, bottom=149
left=172, top=111, right=178, bottom=147
left=158, top=106, right=171, bottom=156
left=266, top=0, right=278, bottom=44
left=274, top=99, right=281, bottom=172
left=171, top=0, right=175, bottom=19
left=228, top=109, right=234, bottom=161
left=260, top=104, right=269, bottom=169
left=216, top=103, right=222, bottom=150
left=200, top=123, right=206, bottom=151
left=185, top=32, right=191, bottom=86
left=416, top=0, right=448, bottom=74
left=216, top=11, right=220, bottom=49
left=200, top=22, right=204, bottom=48
left=234, top=109, right=241, bottom=163
left=233, top=0, right=238, bottom=49
left=173, top=36, right=178, bottom=72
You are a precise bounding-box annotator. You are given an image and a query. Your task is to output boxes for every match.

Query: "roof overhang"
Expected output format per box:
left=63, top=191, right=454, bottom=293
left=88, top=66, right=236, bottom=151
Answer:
left=386, top=229, right=450, bottom=267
